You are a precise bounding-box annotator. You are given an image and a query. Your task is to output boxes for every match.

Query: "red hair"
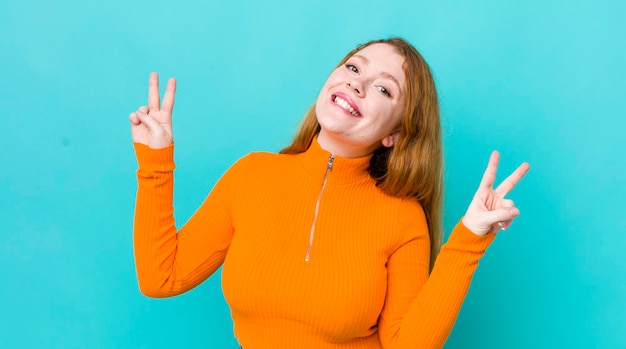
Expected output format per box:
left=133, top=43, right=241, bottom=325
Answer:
left=281, top=38, right=443, bottom=270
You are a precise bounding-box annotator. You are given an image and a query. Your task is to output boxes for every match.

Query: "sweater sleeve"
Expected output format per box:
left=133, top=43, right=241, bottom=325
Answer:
left=132, top=143, right=246, bottom=298
left=378, top=201, right=496, bottom=349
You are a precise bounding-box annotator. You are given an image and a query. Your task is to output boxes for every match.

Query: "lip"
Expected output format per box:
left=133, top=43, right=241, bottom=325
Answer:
left=331, top=91, right=362, bottom=118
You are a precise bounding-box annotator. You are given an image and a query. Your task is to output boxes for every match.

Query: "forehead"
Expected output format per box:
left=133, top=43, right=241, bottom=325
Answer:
left=351, top=43, right=406, bottom=84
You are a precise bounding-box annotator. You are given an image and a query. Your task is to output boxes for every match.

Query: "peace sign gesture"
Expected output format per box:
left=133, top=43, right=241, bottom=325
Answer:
left=129, top=72, right=177, bottom=149
left=462, top=151, right=530, bottom=236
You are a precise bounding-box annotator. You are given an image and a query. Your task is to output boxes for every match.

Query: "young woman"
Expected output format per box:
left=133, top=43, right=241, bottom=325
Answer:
left=129, top=38, right=529, bottom=349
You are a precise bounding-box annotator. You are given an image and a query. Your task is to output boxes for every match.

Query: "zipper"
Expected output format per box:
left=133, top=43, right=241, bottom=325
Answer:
left=305, top=155, right=334, bottom=262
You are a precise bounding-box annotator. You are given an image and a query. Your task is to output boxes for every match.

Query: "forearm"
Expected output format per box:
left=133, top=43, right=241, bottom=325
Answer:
left=407, top=225, right=493, bottom=347
left=381, top=221, right=495, bottom=349
left=132, top=143, right=242, bottom=297
left=133, top=143, right=186, bottom=297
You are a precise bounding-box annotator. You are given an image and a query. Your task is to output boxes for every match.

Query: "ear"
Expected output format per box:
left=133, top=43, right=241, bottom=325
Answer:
left=381, top=131, right=400, bottom=148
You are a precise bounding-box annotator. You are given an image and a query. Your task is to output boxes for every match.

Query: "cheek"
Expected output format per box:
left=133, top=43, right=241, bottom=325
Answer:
left=317, top=73, right=340, bottom=100
left=315, top=83, right=332, bottom=109
left=330, top=66, right=353, bottom=83
left=376, top=104, right=403, bottom=133
left=389, top=100, right=405, bottom=123
left=372, top=99, right=402, bottom=121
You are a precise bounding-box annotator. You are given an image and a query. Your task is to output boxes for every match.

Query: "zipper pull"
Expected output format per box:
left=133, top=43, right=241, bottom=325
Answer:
left=328, top=155, right=334, bottom=170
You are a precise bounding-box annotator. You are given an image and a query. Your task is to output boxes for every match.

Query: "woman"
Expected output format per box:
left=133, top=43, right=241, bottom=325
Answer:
left=129, top=38, right=529, bottom=349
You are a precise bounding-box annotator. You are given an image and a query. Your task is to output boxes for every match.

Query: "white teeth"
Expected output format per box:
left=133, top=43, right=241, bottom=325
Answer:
left=334, top=96, right=359, bottom=117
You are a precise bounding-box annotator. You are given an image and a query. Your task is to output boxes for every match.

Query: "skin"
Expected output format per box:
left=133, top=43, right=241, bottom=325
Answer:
left=129, top=65, right=529, bottom=237
left=129, top=73, right=176, bottom=150
left=463, top=151, right=530, bottom=235
left=315, top=43, right=406, bottom=158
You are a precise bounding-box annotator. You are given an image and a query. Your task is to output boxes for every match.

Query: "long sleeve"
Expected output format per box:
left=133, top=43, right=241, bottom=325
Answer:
left=131, top=138, right=497, bottom=348
left=378, top=201, right=495, bottom=349
left=133, top=143, right=245, bottom=297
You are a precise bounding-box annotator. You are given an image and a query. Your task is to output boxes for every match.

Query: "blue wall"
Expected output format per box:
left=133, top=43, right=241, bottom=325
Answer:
left=1, top=0, right=624, bottom=347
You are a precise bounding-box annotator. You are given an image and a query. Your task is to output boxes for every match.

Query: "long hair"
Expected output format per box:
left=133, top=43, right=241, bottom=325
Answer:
left=280, top=38, right=443, bottom=270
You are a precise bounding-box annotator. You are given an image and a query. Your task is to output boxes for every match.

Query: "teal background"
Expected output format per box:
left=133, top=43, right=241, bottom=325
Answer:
left=1, top=0, right=624, bottom=347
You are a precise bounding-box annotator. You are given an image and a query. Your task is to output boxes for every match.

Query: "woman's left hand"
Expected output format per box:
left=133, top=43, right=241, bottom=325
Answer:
left=462, top=151, right=530, bottom=236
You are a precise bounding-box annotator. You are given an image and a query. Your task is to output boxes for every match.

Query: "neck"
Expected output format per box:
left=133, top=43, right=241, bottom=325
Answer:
left=317, top=130, right=380, bottom=158
left=300, top=135, right=373, bottom=185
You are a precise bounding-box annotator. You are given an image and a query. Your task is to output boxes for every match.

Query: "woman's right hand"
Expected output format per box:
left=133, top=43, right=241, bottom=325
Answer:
left=129, top=72, right=177, bottom=149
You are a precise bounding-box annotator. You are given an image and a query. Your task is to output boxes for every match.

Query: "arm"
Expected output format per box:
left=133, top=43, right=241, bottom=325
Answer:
left=133, top=143, right=244, bottom=298
left=378, top=204, right=494, bottom=349
left=380, top=223, right=495, bottom=348
left=379, top=152, right=529, bottom=348
left=130, top=73, right=241, bottom=297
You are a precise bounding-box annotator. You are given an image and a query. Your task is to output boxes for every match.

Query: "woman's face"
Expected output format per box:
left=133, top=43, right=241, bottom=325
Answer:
left=315, top=43, right=406, bottom=157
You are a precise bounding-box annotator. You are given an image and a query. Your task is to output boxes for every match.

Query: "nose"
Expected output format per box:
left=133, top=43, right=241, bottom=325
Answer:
left=347, top=78, right=364, bottom=96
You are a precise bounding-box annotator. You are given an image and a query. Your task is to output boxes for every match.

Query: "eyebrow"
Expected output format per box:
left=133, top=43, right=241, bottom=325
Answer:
left=352, top=54, right=402, bottom=91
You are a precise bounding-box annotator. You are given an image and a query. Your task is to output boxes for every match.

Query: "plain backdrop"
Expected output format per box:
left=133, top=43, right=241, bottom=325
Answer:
left=1, top=0, right=624, bottom=347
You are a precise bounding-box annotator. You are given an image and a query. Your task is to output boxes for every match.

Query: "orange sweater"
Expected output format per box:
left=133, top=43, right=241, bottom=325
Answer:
left=133, top=138, right=495, bottom=349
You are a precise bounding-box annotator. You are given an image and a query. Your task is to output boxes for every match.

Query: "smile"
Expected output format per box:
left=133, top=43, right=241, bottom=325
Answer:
left=332, top=94, right=361, bottom=117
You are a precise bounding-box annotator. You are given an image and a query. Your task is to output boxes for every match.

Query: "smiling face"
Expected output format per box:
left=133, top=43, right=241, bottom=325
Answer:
left=315, top=43, right=406, bottom=158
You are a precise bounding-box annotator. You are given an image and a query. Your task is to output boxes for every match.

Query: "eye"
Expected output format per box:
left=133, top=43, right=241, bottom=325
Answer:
left=378, top=86, right=392, bottom=97
left=345, top=63, right=359, bottom=73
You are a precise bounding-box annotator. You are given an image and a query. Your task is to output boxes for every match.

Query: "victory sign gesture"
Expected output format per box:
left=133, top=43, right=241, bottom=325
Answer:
left=462, top=151, right=530, bottom=236
left=129, top=72, right=177, bottom=149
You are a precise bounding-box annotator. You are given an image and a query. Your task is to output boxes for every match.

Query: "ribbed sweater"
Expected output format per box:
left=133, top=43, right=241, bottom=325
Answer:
left=133, top=138, right=496, bottom=349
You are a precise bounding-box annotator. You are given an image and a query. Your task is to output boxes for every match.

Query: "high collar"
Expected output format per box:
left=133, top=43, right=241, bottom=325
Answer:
left=297, top=137, right=373, bottom=185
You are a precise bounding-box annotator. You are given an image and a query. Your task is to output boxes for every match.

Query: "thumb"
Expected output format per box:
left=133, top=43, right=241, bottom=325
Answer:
left=463, top=207, right=520, bottom=235
left=136, top=111, right=164, bottom=134
left=483, top=207, right=519, bottom=226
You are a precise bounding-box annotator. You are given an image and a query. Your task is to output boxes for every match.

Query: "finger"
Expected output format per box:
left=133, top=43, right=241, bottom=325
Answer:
left=148, top=72, right=161, bottom=113
left=161, top=78, right=177, bottom=114
left=478, top=151, right=500, bottom=189
left=495, top=162, right=530, bottom=196
left=129, top=112, right=140, bottom=125
left=136, top=110, right=162, bottom=133
left=498, top=220, right=512, bottom=230
left=485, top=206, right=519, bottom=224
left=138, top=105, right=148, bottom=114
left=496, top=200, right=515, bottom=230
left=501, top=199, right=514, bottom=208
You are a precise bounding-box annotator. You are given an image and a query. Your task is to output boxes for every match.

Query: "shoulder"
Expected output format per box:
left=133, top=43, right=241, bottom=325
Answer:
left=225, top=151, right=297, bottom=179
left=214, top=151, right=292, bottom=193
left=236, top=151, right=294, bottom=168
left=244, top=151, right=285, bottom=162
